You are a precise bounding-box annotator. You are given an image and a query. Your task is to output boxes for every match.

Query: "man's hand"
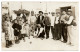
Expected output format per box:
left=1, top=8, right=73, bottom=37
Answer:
left=15, top=28, right=17, bottom=30
left=64, top=21, right=67, bottom=24
left=38, top=24, right=41, bottom=27
left=17, top=30, right=19, bottom=32
left=62, top=19, right=66, bottom=22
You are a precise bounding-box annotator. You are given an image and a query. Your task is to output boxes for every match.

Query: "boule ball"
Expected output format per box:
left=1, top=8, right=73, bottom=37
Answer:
left=30, top=41, right=32, bottom=44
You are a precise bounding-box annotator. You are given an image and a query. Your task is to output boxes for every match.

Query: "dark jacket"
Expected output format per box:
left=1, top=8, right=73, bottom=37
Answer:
left=36, top=15, right=44, bottom=27
left=12, top=23, right=22, bottom=36
left=44, top=16, right=51, bottom=26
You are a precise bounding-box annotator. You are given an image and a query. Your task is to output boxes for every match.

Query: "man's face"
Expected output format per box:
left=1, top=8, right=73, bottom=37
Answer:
left=39, top=13, right=43, bottom=16
left=62, top=11, right=66, bottom=15
left=16, top=16, right=20, bottom=21
left=15, top=20, right=17, bottom=23
left=18, top=20, right=21, bottom=25
left=67, top=12, right=71, bottom=15
left=52, top=13, right=55, bottom=16
left=32, top=14, right=34, bottom=16
left=22, top=19, right=24, bottom=23
left=6, top=17, right=10, bottom=21
left=44, top=13, right=48, bottom=17
left=56, top=13, right=60, bottom=17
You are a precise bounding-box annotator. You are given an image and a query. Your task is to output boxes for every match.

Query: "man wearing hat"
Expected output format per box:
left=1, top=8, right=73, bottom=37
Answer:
left=44, top=12, right=51, bottom=39
left=64, top=10, right=74, bottom=45
left=36, top=11, right=45, bottom=39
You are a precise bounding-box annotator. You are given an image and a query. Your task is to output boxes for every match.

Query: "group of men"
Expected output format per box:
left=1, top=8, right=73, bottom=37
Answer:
left=2, top=9, right=75, bottom=48
left=36, top=10, right=74, bottom=45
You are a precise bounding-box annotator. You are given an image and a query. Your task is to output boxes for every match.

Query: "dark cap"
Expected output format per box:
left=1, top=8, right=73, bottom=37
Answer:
left=39, top=11, right=43, bottom=14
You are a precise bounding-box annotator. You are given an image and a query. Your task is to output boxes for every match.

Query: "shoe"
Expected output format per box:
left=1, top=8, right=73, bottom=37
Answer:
left=9, top=45, right=12, bottom=47
left=70, top=44, right=74, bottom=46
left=40, top=38, right=44, bottom=40
left=56, top=38, right=59, bottom=40
left=67, top=43, right=71, bottom=45
left=52, top=38, right=54, bottom=39
left=62, top=41, right=67, bottom=43
left=6, top=46, right=9, bottom=48
left=46, top=37, right=49, bottom=39
left=6, top=44, right=9, bottom=48
left=53, top=38, right=56, bottom=40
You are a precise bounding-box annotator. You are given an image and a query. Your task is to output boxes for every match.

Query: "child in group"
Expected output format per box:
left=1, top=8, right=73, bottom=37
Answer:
left=12, top=19, right=19, bottom=43
left=17, top=20, right=22, bottom=43
left=4, top=15, right=13, bottom=48
left=25, top=20, right=30, bottom=39
left=21, top=18, right=26, bottom=42
left=4, top=21, right=9, bottom=48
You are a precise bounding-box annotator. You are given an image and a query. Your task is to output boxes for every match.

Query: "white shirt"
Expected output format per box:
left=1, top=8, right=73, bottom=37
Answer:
left=50, top=15, right=55, bottom=26
left=40, top=16, right=42, bottom=21
left=27, top=16, right=31, bottom=24
left=20, top=14, right=23, bottom=17
left=30, top=16, right=36, bottom=23
left=55, top=16, right=59, bottom=24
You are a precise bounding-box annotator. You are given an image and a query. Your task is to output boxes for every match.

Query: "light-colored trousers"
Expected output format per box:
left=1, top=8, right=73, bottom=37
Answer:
left=67, top=25, right=75, bottom=45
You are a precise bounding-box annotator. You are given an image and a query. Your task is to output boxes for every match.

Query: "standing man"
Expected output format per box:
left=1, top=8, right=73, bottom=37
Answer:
left=60, top=11, right=68, bottom=43
left=54, top=12, right=61, bottom=40
left=36, top=11, right=45, bottom=39
left=44, top=12, right=51, bottom=39
left=22, top=13, right=26, bottom=22
left=64, top=10, right=74, bottom=45
left=30, top=13, right=37, bottom=37
left=50, top=12, right=56, bottom=39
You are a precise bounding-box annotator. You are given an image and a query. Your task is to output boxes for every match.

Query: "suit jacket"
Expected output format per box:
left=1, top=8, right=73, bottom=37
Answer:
left=36, top=15, right=44, bottom=27
left=44, top=16, right=51, bottom=26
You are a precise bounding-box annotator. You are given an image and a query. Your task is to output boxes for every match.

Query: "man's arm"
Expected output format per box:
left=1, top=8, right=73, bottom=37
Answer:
left=36, top=16, right=39, bottom=24
left=61, top=15, right=68, bottom=23
left=65, top=16, right=74, bottom=24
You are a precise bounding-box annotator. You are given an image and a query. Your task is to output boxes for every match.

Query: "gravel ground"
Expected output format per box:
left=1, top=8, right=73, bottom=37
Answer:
left=1, top=26, right=79, bottom=51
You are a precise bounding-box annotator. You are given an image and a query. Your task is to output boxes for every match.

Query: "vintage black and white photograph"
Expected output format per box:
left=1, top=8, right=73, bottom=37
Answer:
left=1, top=1, right=79, bottom=50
